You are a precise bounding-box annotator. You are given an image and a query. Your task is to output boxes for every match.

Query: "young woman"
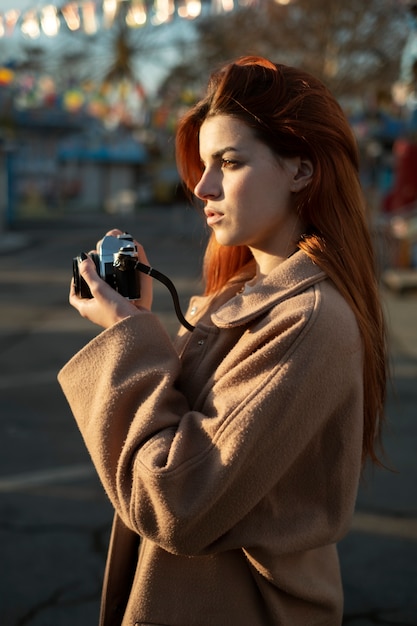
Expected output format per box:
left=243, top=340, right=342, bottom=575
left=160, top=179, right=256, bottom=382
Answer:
left=59, top=56, right=387, bottom=625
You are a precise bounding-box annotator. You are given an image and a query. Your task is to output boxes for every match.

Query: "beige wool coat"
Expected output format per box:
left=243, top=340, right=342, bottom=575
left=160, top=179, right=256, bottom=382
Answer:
left=58, top=250, right=364, bottom=626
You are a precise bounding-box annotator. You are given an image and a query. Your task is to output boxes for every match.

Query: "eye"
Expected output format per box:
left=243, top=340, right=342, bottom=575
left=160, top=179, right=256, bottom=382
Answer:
left=221, top=158, right=239, bottom=169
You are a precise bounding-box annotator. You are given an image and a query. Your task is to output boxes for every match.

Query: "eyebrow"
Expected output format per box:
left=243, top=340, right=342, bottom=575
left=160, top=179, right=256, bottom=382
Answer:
left=211, top=146, right=239, bottom=159
left=200, top=145, right=244, bottom=164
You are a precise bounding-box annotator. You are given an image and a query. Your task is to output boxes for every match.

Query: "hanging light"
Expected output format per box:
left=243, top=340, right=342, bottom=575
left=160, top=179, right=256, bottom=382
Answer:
left=5, top=9, right=20, bottom=35
left=2, top=0, right=252, bottom=42
left=61, top=3, right=81, bottom=31
left=82, top=1, right=98, bottom=34
left=152, top=0, right=175, bottom=24
left=211, top=0, right=234, bottom=13
left=21, top=10, right=41, bottom=39
left=177, top=0, right=202, bottom=19
left=126, top=0, right=147, bottom=27
left=103, top=0, right=120, bottom=28
left=41, top=5, right=60, bottom=37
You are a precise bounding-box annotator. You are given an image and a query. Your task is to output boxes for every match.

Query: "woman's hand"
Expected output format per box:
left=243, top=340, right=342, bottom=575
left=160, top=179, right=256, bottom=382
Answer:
left=69, top=229, right=153, bottom=329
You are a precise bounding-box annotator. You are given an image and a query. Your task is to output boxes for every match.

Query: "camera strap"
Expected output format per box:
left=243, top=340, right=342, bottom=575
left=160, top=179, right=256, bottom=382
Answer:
left=135, top=262, right=195, bottom=333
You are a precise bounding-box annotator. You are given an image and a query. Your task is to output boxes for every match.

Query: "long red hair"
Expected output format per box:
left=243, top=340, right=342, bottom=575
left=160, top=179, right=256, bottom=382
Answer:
left=175, top=56, right=387, bottom=465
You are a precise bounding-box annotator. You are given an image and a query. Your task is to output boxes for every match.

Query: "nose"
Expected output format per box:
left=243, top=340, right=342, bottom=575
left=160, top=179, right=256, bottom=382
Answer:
left=194, top=169, right=220, bottom=200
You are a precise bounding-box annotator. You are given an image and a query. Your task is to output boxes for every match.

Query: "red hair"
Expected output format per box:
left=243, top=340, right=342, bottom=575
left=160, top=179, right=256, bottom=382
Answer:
left=175, top=56, right=387, bottom=465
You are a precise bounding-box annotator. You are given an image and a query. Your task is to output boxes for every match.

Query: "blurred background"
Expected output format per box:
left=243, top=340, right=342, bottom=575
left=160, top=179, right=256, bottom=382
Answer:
left=0, top=1, right=417, bottom=625
left=0, top=0, right=416, bottom=232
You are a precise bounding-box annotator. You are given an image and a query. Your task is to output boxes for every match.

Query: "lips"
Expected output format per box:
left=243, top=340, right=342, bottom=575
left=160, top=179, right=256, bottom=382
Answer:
left=204, top=207, right=224, bottom=226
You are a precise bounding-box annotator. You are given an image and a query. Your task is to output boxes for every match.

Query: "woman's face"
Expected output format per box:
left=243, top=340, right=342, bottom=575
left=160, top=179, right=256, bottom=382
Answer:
left=194, top=115, right=307, bottom=262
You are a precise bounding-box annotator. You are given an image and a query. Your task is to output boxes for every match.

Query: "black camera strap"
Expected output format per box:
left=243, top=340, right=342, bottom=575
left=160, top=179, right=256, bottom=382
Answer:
left=135, top=262, right=195, bottom=333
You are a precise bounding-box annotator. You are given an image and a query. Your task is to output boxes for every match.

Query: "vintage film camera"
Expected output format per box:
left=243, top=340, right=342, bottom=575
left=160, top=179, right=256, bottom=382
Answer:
left=73, top=233, right=141, bottom=300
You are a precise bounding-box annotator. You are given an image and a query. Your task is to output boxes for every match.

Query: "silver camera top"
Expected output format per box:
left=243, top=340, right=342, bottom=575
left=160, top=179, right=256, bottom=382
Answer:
left=97, top=233, right=136, bottom=274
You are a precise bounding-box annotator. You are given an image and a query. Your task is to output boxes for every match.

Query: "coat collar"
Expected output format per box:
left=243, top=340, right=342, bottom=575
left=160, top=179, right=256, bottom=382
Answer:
left=211, top=251, right=327, bottom=329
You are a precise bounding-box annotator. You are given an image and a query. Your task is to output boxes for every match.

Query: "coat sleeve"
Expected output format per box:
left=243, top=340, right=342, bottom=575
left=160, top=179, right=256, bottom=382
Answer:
left=58, top=284, right=364, bottom=557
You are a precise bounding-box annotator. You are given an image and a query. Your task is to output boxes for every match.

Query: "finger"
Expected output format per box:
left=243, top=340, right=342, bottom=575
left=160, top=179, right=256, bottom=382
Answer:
left=77, top=256, right=107, bottom=299
left=136, top=242, right=150, bottom=265
left=69, top=277, right=76, bottom=300
left=95, top=229, right=123, bottom=251
left=69, top=257, right=94, bottom=308
left=71, top=258, right=119, bottom=306
left=69, top=277, right=85, bottom=310
left=105, top=228, right=123, bottom=237
left=134, top=243, right=153, bottom=310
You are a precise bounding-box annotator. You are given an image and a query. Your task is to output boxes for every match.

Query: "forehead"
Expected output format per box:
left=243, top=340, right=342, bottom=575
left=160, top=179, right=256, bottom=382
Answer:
left=199, top=115, right=255, bottom=151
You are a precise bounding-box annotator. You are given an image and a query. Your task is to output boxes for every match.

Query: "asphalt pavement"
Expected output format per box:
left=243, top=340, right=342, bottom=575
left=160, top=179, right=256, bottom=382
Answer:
left=0, top=206, right=416, bottom=626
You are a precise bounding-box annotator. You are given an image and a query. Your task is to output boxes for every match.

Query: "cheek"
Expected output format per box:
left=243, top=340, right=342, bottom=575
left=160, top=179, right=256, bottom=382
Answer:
left=232, top=173, right=258, bottom=199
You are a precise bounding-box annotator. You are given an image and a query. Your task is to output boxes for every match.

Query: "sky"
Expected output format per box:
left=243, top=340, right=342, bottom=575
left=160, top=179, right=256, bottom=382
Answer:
left=2, top=0, right=34, bottom=11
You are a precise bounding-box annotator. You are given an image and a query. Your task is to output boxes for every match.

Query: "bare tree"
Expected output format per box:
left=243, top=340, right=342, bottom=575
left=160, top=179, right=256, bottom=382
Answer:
left=160, top=0, right=408, bottom=101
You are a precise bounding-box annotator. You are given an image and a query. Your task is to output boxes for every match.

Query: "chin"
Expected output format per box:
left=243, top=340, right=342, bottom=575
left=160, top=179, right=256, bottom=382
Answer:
left=214, top=232, right=242, bottom=247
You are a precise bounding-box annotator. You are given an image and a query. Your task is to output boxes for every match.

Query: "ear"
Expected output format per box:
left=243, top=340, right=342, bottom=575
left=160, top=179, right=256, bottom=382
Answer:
left=289, top=157, right=313, bottom=192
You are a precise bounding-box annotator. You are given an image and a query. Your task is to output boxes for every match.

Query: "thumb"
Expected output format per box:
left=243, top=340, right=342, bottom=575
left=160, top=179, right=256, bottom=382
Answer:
left=77, top=253, right=104, bottom=297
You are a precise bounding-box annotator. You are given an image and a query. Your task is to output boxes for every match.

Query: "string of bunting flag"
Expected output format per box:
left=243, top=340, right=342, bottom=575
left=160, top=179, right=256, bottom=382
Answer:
left=0, top=0, right=292, bottom=38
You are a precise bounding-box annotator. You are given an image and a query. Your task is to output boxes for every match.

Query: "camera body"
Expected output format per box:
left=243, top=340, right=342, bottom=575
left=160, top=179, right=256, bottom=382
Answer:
left=73, top=233, right=141, bottom=300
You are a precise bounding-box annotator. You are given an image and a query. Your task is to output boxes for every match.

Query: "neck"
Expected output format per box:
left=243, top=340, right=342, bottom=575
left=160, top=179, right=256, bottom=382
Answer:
left=250, top=220, right=305, bottom=278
